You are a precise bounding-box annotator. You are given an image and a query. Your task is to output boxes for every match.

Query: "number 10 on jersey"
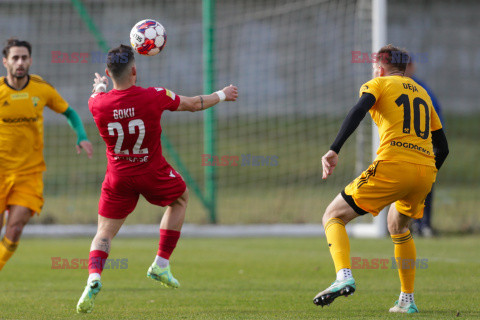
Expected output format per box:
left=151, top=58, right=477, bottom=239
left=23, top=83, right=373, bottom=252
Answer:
left=395, top=94, right=430, bottom=140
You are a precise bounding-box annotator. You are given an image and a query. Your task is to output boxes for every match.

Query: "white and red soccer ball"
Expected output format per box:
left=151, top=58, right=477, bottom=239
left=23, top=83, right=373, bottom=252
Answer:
left=130, top=19, right=166, bottom=56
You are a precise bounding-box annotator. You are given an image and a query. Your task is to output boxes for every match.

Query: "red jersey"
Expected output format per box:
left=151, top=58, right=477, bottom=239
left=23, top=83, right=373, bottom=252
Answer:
left=89, top=85, right=180, bottom=176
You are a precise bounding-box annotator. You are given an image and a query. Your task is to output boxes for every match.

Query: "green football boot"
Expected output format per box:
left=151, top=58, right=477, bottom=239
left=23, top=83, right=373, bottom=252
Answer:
left=147, top=263, right=180, bottom=288
left=313, top=278, right=356, bottom=307
left=389, top=300, right=419, bottom=313
left=76, top=280, right=102, bottom=313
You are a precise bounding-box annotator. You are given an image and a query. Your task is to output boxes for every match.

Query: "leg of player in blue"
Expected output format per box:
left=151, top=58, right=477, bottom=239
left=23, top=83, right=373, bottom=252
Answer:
left=420, top=188, right=434, bottom=237
left=0, top=211, right=4, bottom=234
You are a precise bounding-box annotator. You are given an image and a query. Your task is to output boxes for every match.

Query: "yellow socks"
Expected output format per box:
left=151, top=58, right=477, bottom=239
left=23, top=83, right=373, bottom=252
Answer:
left=324, top=218, right=351, bottom=273
left=391, top=230, right=416, bottom=293
left=0, top=236, right=19, bottom=271
left=324, top=218, right=415, bottom=293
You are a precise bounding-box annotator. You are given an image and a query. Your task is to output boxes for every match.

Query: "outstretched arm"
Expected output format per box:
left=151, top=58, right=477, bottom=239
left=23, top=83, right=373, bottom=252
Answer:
left=322, top=93, right=376, bottom=179
left=176, top=85, right=238, bottom=112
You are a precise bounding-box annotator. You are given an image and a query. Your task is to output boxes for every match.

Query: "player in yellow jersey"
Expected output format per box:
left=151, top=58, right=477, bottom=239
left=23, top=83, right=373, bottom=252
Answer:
left=312, top=45, right=449, bottom=313
left=0, top=39, right=93, bottom=271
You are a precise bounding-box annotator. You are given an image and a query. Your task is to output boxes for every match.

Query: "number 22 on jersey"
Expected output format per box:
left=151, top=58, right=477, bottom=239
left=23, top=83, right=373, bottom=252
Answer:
left=107, top=119, right=148, bottom=155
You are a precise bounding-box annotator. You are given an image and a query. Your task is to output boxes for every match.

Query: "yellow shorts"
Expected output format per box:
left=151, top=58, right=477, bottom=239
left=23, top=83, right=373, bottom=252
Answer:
left=0, top=172, right=44, bottom=215
left=342, top=161, right=437, bottom=219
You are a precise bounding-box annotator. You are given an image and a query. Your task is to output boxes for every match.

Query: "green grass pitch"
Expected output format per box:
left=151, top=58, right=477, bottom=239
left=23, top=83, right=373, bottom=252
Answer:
left=1, top=236, right=479, bottom=319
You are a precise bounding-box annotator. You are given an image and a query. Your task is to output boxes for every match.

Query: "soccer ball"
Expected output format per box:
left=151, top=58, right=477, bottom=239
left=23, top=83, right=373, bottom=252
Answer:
left=130, top=19, right=167, bottom=56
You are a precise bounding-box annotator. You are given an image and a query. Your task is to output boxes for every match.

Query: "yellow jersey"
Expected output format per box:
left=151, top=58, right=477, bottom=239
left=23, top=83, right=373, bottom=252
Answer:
left=0, top=75, right=69, bottom=174
left=359, top=75, right=442, bottom=167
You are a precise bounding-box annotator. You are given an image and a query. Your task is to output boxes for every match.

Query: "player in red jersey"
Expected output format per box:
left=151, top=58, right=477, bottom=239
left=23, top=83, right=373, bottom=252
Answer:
left=77, top=45, right=238, bottom=313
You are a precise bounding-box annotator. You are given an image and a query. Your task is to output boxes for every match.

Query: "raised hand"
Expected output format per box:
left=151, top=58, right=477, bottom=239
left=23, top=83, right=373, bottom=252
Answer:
left=222, top=85, right=238, bottom=101
left=92, top=72, right=109, bottom=93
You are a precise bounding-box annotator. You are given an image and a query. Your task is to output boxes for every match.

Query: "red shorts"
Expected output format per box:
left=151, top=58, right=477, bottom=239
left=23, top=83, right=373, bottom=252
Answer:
left=98, top=164, right=186, bottom=219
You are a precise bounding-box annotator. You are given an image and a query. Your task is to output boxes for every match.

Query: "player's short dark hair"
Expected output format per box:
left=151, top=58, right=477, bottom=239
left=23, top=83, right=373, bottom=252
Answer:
left=106, top=45, right=135, bottom=80
left=377, top=44, right=410, bottom=73
left=2, top=38, right=32, bottom=58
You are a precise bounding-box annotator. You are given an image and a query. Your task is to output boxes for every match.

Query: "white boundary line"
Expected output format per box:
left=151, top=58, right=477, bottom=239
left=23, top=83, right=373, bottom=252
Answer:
left=18, top=223, right=379, bottom=238
left=20, top=224, right=325, bottom=238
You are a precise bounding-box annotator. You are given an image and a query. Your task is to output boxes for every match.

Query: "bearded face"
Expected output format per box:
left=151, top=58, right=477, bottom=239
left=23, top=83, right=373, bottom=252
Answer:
left=3, top=46, right=31, bottom=79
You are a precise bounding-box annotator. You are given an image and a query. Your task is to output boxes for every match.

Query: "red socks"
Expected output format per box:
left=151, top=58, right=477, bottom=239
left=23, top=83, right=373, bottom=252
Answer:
left=86, top=229, right=179, bottom=276
left=88, top=250, right=109, bottom=275
left=157, top=229, right=181, bottom=259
